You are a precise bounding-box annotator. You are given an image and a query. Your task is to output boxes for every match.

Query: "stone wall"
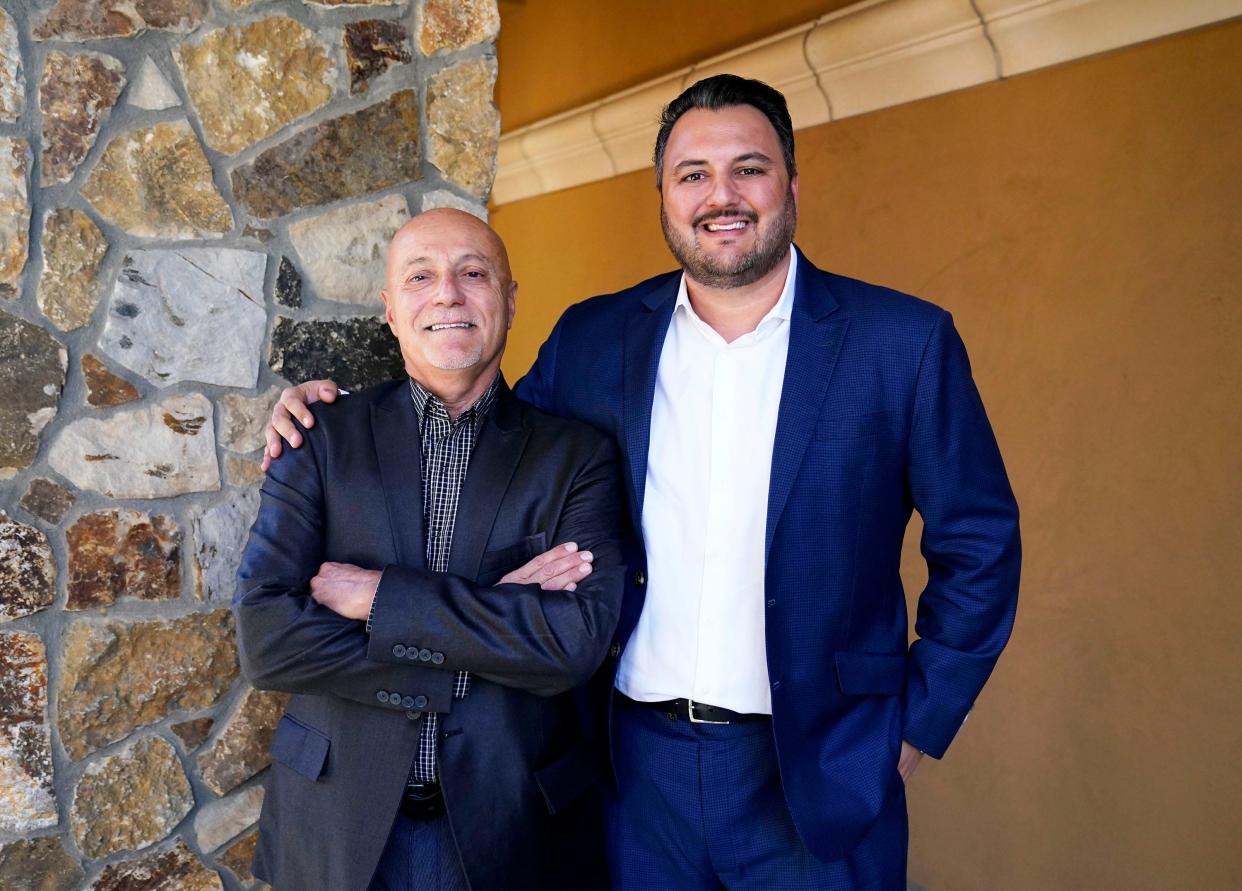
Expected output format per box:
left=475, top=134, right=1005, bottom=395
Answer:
left=0, top=0, right=498, bottom=887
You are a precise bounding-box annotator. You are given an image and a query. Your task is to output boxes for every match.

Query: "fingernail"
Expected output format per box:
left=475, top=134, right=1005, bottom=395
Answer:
left=564, top=543, right=577, bottom=552
left=303, top=416, right=312, bottom=425
left=580, top=551, right=593, bottom=561
left=566, top=583, right=577, bottom=591
left=578, top=563, right=590, bottom=573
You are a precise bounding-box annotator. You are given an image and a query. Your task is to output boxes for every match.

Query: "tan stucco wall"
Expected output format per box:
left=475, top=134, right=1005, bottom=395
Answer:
left=492, top=13, right=1242, bottom=891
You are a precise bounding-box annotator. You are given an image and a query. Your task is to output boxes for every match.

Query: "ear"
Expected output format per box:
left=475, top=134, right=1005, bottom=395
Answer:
left=790, top=174, right=800, bottom=210
left=380, top=288, right=397, bottom=333
left=506, top=280, right=517, bottom=330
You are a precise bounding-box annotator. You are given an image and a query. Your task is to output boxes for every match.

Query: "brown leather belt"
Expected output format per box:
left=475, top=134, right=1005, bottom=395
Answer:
left=620, top=693, right=768, bottom=725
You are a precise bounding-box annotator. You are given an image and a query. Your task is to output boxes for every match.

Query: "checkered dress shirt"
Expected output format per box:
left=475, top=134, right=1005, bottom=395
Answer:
left=407, top=374, right=499, bottom=784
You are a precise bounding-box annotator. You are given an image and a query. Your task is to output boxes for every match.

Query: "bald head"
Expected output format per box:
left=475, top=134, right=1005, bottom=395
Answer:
left=380, top=207, right=518, bottom=414
left=386, top=208, right=513, bottom=289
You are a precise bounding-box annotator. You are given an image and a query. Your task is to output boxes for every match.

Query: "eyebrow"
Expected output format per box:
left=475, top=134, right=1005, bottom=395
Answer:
left=399, top=253, right=493, bottom=270
left=672, top=152, right=774, bottom=172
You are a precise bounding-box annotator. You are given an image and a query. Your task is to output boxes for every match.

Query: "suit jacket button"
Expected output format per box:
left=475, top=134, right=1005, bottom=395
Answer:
left=609, top=643, right=620, bottom=658
left=401, top=695, right=415, bottom=709
left=414, top=695, right=428, bottom=709
left=419, top=648, right=433, bottom=662
left=633, top=569, right=645, bottom=586
left=431, top=652, right=444, bottom=665
left=406, top=710, right=422, bottom=721
left=377, top=691, right=390, bottom=703
left=406, top=649, right=419, bottom=660
left=393, top=644, right=407, bottom=657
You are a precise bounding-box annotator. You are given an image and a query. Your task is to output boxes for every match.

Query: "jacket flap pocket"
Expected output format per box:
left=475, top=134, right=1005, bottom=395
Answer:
left=533, top=742, right=597, bottom=815
left=835, top=651, right=906, bottom=695
left=270, top=714, right=330, bottom=781
left=479, top=532, right=549, bottom=581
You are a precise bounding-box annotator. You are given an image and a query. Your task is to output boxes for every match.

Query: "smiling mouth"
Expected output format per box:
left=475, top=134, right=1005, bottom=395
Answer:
left=703, top=220, right=749, bottom=232
left=426, top=322, right=474, bottom=331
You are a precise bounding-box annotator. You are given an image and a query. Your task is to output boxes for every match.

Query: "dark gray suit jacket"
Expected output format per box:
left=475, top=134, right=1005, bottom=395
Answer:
left=235, top=378, right=624, bottom=890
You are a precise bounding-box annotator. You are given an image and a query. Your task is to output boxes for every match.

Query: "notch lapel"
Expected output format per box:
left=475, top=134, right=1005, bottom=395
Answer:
left=371, top=385, right=427, bottom=570
left=449, top=384, right=530, bottom=581
left=765, top=259, right=848, bottom=561
left=622, top=280, right=677, bottom=532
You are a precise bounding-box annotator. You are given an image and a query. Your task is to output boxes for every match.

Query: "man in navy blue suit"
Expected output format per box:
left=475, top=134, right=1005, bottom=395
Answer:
left=267, top=74, right=1020, bottom=889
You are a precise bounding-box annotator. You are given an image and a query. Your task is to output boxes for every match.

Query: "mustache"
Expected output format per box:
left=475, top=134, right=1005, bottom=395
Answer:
left=692, top=208, right=759, bottom=228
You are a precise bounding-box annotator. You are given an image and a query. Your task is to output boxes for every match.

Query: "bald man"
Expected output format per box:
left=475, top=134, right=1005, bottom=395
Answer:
left=234, top=209, right=625, bottom=891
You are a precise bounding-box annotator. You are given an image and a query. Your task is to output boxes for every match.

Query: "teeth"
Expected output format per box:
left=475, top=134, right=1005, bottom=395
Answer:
left=705, top=221, right=747, bottom=231
left=429, top=322, right=471, bottom=331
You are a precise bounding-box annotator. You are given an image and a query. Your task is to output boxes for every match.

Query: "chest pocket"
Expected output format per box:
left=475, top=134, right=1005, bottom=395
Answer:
left=478, top=531, right=548, bottom=586
left=814, top=410, right=898, bottom=441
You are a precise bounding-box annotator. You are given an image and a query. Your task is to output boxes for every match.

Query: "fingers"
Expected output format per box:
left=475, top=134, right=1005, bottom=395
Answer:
left=534, top=550, right=593, bottom=590
left=317, top=381, right=340, bottom=403
left=498, top=543, right=593, bottom=589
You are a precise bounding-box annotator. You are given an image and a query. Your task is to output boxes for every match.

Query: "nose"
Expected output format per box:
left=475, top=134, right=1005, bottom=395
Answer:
left=705, top=172, right=742, bottom=209
left=431, top=275, right=465, bottom=307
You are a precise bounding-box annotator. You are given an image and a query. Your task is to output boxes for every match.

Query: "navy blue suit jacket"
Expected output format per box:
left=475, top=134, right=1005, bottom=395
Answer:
left=515, top=248, right=1020, bottom=861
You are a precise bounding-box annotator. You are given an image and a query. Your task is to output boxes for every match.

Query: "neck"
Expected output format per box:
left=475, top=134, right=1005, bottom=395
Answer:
left=414, top=365, right=499, bottom=420
left=684, top=248, right=792, bottom=343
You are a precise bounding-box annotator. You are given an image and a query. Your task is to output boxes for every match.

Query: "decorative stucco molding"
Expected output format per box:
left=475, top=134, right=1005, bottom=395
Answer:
left=493, top=0, right=1242, bottom=204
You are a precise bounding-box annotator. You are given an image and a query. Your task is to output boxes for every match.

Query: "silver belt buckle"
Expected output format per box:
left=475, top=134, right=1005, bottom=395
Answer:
left=687, top=698, right=729, bottom=725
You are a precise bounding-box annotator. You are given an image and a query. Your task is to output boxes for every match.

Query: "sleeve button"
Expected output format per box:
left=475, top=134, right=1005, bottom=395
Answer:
left=431, top=652, right=444, bottom=665
left=377, top=691, right=390, bottom=703
left=414, top=695, right=428, bottom=709
left=392, top=644, right=407, bottom=657
left=401, top=696, right=415, bottom=709
left=419, top=648, right=432, bottom=662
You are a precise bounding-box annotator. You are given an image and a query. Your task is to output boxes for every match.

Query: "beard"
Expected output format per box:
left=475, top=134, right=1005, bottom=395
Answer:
left=661, top=188, right=797, bottom=289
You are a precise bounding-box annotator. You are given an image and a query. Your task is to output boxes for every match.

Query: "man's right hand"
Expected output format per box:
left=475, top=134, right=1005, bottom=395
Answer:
left=500, top=543, right=594, bottom=591
left=262, top=380, right=341, bottom=470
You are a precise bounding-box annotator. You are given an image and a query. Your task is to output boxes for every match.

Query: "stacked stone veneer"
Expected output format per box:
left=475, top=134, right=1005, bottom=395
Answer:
left=0, top=0, right=499, bottom=887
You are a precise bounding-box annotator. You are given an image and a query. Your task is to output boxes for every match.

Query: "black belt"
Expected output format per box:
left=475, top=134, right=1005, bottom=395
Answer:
left=620, top=693, right=768, bottom=725
left=400, top=782, right=445, bottom=821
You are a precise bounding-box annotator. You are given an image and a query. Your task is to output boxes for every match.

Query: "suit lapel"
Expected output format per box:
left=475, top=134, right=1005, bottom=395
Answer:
left=371, top=383, right=427, bottom=570
left=766, top=256, right=849, bottom=561
left=449, top=383, right=530, bottom=581
left=622, top=279, right=678, bottom=530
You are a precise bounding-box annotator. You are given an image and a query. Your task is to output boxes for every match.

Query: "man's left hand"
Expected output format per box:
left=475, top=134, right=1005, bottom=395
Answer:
left=310, top=562, right=381, bottom=620
left=898, top=741, right=924, bottom=782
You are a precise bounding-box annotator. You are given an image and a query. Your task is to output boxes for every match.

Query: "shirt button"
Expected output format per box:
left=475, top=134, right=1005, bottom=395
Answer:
left=633, top=569, right=645, bottom=586
left=392, top=644, right=407, bottom=657
left=414, top=695, right=428, bottom=709
left=419, top=648, right=433, bottom=662
left=431, top=652, right=445, bottom=665
left=401, top=696, right=415, bottom=709
left=609, top=642, right=620, bottom=658
left=377, top=691, right=390, bottom=703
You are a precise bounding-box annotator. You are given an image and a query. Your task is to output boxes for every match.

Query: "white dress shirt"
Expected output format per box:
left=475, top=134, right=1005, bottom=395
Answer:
left=615, top=246, right=797, bottom=715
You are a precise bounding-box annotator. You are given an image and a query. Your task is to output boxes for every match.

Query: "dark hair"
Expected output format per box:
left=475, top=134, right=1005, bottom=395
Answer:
left=653, top=74, right=797, bottom=189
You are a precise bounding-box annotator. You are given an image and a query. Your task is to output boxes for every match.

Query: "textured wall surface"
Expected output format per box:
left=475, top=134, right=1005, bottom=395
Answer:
left=490, top=11, right=1242, bottom=891
left=0, top=0, right=498, bottom=887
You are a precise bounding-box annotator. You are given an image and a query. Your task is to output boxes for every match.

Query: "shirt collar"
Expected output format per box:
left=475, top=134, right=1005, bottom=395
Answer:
left=409, top=373, right=500, bottom=431
left=673, top=244, right=798, bottom=340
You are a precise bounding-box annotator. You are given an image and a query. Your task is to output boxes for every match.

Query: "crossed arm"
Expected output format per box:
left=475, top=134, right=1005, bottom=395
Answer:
left=237, top=406, right=625, bottom=707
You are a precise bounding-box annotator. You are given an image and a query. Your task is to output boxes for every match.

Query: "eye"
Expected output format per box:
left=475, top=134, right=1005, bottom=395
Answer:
left=463, top=270, right=486, bottom=279
left=406, top=273, right=427, bottom=284
left=737, top=167, right=764, bottom=176
left=682, top=171, right=706, bottom=183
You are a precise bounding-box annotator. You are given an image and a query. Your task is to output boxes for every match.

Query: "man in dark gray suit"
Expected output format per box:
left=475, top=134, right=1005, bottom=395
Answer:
left=235, top=209, right=625, bottom=890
